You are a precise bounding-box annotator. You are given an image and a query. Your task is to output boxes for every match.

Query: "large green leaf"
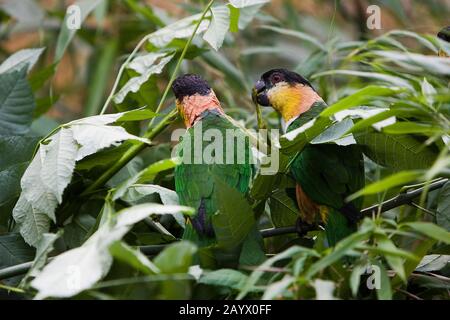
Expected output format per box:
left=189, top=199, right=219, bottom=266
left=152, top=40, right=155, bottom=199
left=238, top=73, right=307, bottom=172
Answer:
left=212, top=177, right=255, bottom=249
left=0, top=233, right=35, bottom=269
left=203, top=6, right=230, bottom=50
left=0, top=67, right=35, bottom=135
left=355, top=131, right=437, bottom=170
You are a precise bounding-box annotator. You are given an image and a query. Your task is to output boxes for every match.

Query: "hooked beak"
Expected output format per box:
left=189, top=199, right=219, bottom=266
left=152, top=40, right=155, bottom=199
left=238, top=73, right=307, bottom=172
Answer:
left=252, top=80, right=270, bottom=106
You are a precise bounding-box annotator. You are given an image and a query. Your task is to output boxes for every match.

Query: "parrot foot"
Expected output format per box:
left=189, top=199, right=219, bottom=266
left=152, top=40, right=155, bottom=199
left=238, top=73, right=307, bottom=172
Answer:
left=295, top=218, right=315, bottom=237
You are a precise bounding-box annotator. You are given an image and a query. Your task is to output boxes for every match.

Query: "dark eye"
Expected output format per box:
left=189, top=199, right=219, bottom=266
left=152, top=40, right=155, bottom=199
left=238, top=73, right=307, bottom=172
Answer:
left=271, top=73, right=282, bottom=83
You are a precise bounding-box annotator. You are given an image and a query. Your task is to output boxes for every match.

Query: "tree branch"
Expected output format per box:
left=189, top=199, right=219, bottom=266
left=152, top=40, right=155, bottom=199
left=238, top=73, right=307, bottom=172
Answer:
left=1, top=178, right=447, bottom=282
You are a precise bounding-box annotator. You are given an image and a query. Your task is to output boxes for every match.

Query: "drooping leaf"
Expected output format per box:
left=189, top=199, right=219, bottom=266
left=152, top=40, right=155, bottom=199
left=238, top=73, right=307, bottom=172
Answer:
left=203, top=6, right=230, bottom=50
left=114, top=53, right=174, bottom=104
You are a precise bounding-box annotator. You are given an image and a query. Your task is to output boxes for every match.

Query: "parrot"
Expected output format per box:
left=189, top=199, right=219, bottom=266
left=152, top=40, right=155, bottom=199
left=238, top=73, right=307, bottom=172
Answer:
left=252, top=68, right=365, bottom=246
left=171, top=74, right=253, bottom=251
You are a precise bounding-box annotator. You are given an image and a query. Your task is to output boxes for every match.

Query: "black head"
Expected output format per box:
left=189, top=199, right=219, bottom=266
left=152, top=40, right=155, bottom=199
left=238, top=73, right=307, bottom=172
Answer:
left=252, top=68, right=314, bottom=107
left=171, top=74, right=211, bottom=100
left=437, top=26, right=450, bottom=43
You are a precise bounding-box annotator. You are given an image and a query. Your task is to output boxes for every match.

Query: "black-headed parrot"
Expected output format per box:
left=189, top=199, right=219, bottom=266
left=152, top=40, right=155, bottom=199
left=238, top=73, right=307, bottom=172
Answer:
left=171, top=74, right=253, bottom=248
left=252, top=68, right=365, bottom=245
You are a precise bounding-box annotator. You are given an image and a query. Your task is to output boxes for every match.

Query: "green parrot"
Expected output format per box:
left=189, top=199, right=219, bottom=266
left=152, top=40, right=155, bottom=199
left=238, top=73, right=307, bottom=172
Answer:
left=253, top=69, right=365, bottom=245
left=171, top=74, right=253, bottom=249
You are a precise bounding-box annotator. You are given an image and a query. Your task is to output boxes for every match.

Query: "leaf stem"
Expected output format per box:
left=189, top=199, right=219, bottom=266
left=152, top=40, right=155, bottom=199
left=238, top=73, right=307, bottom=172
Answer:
left=147, top=0, right=214, bottom=129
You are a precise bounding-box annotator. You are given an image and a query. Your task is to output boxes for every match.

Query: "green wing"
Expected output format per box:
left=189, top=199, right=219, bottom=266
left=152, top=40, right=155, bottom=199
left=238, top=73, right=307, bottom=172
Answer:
left=174, top=110, right=252, bottom=245
left=291, top=143, right=364, bottom=211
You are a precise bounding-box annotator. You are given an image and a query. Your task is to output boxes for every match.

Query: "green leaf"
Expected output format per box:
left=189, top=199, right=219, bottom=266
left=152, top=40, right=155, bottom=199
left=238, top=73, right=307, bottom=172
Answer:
left=203, top=6, right=230, bottom=50
left=239, top=228, right=266, bottom=266
left=199, top=269, right=248, bottom=290
left=373, top=260, right=392, bottom=300
left=402, top=222, right=450, bottom=245
left=109, top=241, right=160, bottom=274
left=382, top=122, right=442, bottom=135
left=55, top=0, right=106, bottom=62
left=305, top=227, right=373, bottom=278
left=238, top=246, right=317, bottom=299
left=269, top=189, right=298, bottom=227
left=0, top=48, right=45, bottom=74
left=355, top=131, right=437, bottom=170
left=416, top=255, right=450, bottom=272
left=0, top=67, right=35, bottom=135
left=212, top=177, right=255, bottom=249
left=154, top=241, right=197, bottom=274
left=347, top=171, right=422, bottom=202
left=228, top=4, right=240, bottom=33
left=0, top=233, right=35, bottom=269
left=320, top=86, right=403, bottom=117
left=375, top=233, right=406, bottom=281
left=437, top=181, right=450, bottom=231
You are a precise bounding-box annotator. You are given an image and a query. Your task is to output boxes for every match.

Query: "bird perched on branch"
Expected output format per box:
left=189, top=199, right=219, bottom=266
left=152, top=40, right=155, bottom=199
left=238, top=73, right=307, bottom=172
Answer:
left=172, top=74, right=253, bottom=251
left=253, top=69, right=365, bottom=245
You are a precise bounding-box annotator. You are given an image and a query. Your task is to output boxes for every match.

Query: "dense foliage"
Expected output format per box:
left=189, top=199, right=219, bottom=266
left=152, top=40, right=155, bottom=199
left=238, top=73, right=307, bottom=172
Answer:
left=0, top=0, right=449, bottom=300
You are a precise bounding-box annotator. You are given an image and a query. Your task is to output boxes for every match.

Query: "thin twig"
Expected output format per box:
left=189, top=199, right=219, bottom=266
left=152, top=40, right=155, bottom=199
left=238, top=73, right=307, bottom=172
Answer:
left=1, top=178, right=447, bottom=281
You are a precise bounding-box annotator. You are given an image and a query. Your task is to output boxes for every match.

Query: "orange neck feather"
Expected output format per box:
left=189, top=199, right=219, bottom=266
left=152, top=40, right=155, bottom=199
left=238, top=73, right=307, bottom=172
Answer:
left=177, top=91, right=224, bottom=128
